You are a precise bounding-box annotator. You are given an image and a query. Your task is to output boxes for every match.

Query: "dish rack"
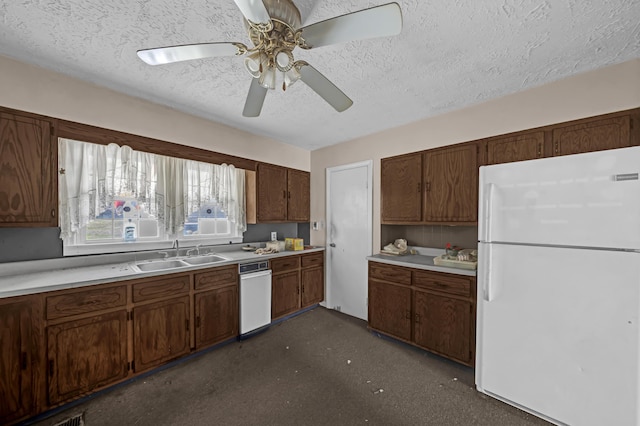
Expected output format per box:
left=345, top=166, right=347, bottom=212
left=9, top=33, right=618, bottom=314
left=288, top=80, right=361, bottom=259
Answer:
left=433, top=254, right=478, bottom=270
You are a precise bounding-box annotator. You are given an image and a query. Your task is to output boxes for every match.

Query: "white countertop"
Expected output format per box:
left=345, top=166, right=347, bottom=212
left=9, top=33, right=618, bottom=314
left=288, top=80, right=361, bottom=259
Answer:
left=367, top=247, right=477, bottom=277
left=0, top=245, right=324, bottom=299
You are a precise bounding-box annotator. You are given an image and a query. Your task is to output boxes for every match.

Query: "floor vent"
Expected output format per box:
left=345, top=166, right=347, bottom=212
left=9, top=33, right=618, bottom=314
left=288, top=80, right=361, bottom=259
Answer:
left=53, top=413, right=85, bottom=426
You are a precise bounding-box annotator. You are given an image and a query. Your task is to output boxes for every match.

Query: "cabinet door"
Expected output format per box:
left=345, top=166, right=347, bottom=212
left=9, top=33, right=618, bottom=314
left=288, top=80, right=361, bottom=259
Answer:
left=368, top=280, right=412, bottom=341
left=287, top=169, right=310, bottom=222
left=301, top=267, right=324, bottom=308
left=413, top=291, right=472, bottom=365
left=256, top=163, right=288, bottom=222
left=47, top=310, right=128, bottom=405
left=194, top=285, right=238, bottom=349
left=423, top=144, right=478, bottom=222
left=381, top=153, right=423, bottom=223
left=0, top=112, right=55, bottom=226
left=486, top=131, right=545, bottom=165
left=133, top=296, right=190, bottom=373
left=0, top=298, right=37, bottom=423
left=552, top=115, right=632, bottom=156
left=272, top=270, right=300, bottom=319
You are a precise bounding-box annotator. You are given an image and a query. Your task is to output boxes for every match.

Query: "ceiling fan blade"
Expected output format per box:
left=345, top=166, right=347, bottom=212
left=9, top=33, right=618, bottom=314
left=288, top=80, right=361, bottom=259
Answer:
left=233, top=0, right=271, bottom=26
left=299, top=64, right=353, bottom=112
left=299, top=3, right=402, bottom=49
left=243, top=78, right=268, bottom=117
left=137, top=42, right=245, bottom=65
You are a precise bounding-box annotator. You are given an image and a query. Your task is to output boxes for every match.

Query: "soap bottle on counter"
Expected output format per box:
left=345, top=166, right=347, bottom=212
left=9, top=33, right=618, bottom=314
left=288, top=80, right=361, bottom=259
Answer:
left=124, top=219, right=137, bottom=242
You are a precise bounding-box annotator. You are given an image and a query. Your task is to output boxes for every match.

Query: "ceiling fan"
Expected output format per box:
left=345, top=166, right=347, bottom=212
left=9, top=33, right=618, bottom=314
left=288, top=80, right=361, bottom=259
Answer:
left=137, top=0, right=402, bottom=117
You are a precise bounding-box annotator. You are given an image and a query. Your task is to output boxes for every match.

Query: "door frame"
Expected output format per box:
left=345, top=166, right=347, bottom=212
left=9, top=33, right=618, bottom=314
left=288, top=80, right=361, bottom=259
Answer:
left=325, top=160, right=373, bottom=315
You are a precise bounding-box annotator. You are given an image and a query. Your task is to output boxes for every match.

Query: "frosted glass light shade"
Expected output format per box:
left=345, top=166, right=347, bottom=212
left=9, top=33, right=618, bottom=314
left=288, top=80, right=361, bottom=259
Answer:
left=259, top=66, right=276, bottom=89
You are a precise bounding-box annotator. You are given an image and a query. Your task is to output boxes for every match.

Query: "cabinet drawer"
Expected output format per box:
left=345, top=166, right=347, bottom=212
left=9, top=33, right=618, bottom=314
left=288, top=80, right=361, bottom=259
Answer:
left=46, top=285, right=126, bottom=320
left=194, top=264, right=238, bottom=290
left=132, top=275, right=190, bottom=303
left=301, top=252, right=323, bottom=268
left=413, top=271, right=471, bottom=297
left=368, top=262, right=411, bottom=286
left=271, top=255, right=300, bottom=273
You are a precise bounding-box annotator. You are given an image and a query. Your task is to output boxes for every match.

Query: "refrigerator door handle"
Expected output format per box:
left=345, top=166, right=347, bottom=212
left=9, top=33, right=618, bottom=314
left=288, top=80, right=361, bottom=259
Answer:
left=481, top=243, right=493, bottom=302
left=482, top=183, right=496, bottom=242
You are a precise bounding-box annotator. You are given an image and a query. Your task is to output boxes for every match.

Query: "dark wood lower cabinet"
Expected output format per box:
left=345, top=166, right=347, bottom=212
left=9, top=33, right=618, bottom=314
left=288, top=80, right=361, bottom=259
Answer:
left=46, top=310, right=128, bottom=405
left=272, top=270, right=300, bottom=319
left=413, top=290, right=472, bottom=365
left=195, top=285, right=238, bottom=349
left=2, top=253, right=325, bottom=425
left=133, top=296, right=190, bottom=373
left=301, top=267, right=323, bottom=308
left=368, top=280, right=412, bottom=341
left=0, top=297, right=40, bottom=424
left=368, top=261, right=476, bottom=367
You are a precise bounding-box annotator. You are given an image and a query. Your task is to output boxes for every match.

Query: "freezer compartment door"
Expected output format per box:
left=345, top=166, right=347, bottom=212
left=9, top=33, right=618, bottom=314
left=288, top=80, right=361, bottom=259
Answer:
left=478, top=146, right=640, bottom=249
left=476, top=243, right=640, bottom=426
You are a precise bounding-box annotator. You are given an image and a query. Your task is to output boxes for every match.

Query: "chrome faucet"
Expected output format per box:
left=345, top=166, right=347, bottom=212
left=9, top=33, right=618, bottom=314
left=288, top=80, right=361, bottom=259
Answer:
left=172, top=239, right=179, bottom=257
left=186, top=244, right=203, bottom=257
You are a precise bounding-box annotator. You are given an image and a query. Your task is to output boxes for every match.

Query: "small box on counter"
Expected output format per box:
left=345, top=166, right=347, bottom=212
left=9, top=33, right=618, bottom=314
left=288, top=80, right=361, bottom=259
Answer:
left=285, top=238, right=304, bottom=251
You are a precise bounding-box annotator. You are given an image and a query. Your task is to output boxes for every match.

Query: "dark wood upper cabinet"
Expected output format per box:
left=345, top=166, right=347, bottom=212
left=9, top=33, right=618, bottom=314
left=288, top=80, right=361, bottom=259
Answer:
left=552, top=115, right=634, bottom=156
left=0, top=111, right=56, bottom=227
left=253, top=163, right=309, bottom=223
left=256, top=163, right=288, bottom=222
left=287, top=169, right=310, bottom=222
left=486, top=131, right=545, bottom=165
left=381, top=153, right=423, bottom=223
left=423, top=143, right=478, bottom=223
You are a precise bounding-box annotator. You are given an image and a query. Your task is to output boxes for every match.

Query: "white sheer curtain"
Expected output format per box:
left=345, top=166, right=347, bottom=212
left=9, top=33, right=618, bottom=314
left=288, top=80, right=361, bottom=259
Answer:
left=59, top=138, right=246, bottom=242
left=59, top=139, right=156, bottom=241
left=185, top=160, right=247, bottom=234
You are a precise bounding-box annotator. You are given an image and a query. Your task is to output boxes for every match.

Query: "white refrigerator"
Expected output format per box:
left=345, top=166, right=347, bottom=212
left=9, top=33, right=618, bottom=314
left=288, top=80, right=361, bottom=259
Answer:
left=476, top=146, right=640, bottom=426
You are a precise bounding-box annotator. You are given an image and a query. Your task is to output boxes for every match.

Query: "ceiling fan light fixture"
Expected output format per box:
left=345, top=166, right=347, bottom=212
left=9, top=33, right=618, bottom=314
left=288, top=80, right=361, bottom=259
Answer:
left=259, top=65, right=277, bottom=89
left=284, top=65, right=301, bottom=88
left=275, top=49, right=294, bottom=72
left=244, top=51, right=268, bottom=78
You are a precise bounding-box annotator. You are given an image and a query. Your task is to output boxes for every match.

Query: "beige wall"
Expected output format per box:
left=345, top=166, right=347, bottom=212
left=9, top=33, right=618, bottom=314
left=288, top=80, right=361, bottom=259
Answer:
left=0, top=54, right=309, bottom=171
left=310, top=59, right=640, bottom=251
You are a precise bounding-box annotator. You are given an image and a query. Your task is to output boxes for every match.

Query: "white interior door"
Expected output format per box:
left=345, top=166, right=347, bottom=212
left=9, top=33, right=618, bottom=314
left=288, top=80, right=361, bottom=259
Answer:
left=326, top=161, right=372, bottom=320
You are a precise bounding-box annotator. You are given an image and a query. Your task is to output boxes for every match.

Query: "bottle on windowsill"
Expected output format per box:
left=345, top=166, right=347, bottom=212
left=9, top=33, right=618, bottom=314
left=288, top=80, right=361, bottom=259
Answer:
left=124, top=219, right=137, bottom=242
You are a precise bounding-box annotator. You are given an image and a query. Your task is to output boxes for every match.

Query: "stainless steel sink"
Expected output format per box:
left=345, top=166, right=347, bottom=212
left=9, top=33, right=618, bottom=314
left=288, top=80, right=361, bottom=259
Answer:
left=135, top=259, right=188, bottom=271
left=182, top=255, right=229, bottom=265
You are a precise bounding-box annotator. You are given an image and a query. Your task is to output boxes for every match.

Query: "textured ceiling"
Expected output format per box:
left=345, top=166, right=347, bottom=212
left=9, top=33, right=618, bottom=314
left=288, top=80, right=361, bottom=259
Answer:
left=1, top=1, right=639, bottom=151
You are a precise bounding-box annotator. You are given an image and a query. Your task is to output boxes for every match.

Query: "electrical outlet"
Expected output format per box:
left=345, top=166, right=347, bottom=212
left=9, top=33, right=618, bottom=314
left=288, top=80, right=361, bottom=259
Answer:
left=270, top=231, right=277, bottom=241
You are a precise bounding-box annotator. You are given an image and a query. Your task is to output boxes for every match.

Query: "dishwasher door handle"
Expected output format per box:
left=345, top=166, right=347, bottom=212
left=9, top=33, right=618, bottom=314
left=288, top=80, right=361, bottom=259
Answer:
left=240, top=270, right=272, bottom=279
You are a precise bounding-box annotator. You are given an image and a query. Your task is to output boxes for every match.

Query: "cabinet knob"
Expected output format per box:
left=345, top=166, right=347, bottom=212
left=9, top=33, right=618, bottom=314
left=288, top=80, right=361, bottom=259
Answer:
left=405, top=310, right=411, bottom=320
left=51, top=208, right=56, bottom=218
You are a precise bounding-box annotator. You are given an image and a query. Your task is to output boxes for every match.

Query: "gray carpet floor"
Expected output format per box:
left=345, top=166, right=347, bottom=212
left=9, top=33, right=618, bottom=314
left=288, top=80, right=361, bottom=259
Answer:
left=33, top=307, right=549, bottom=426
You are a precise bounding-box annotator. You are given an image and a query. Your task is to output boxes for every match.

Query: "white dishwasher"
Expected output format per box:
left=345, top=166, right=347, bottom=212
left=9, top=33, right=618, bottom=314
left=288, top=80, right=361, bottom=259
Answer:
left=239, top=260, right=272, bottom=339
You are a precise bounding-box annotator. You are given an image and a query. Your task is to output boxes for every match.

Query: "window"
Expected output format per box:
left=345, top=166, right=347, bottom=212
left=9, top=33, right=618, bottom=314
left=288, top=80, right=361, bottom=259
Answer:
left=58, top=139, right=246, bottom=255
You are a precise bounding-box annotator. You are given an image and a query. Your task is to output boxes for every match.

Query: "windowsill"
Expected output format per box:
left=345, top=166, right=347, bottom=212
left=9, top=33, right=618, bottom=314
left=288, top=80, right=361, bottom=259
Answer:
left=63, top=237, right=243, bottom=256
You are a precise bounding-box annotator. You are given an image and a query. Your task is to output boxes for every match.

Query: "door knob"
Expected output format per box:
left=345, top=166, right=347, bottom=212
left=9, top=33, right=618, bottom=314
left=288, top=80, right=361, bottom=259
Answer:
left=329, top=243, right=336, bottom=247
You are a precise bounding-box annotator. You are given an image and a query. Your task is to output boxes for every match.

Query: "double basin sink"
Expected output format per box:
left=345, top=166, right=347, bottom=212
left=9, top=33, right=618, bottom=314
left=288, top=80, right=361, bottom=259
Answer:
left=132, top=254, right=230, bottom=272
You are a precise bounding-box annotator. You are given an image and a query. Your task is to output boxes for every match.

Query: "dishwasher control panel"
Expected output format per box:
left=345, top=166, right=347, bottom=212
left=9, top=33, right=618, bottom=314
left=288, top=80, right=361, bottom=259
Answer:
left=239, top=261, right=269, bottom=275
